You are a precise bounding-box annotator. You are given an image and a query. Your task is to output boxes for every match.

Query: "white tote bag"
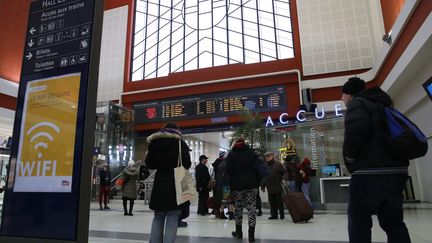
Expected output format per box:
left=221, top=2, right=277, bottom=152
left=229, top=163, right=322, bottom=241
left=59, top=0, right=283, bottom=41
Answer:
left=174, top=140, right=195, bottom=205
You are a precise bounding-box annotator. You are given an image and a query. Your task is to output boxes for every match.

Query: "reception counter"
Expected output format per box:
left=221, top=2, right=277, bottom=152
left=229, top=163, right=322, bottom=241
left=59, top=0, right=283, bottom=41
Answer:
left=320, top=176, right=351, bottom=204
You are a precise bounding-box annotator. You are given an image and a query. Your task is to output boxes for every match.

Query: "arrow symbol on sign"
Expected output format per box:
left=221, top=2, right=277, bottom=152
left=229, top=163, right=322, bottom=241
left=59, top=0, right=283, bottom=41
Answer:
left=29, top=27, right=36, bottom=35
left=28, top=39, right=34, bottom=48
left=26, top=52, right=33, bottom=60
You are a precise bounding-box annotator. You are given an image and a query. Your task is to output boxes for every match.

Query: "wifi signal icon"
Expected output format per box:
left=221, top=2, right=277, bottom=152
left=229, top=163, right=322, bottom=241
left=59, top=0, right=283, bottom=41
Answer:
left=27, top=122, right=61, bottom=158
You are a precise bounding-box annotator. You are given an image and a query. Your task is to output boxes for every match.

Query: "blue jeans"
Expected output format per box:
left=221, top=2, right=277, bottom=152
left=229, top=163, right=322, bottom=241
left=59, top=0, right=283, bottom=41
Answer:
left=301, top=182, right=312, bottom=206
left=348, top=174, right=410, bottom=243
left=149, top=209, right=181, bottom=243
left=287, top=180, right=299, bottom=193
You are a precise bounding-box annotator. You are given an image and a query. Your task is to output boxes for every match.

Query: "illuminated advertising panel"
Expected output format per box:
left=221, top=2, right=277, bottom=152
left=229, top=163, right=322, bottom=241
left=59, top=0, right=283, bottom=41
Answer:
left=14, top=73, right=80, bottom=192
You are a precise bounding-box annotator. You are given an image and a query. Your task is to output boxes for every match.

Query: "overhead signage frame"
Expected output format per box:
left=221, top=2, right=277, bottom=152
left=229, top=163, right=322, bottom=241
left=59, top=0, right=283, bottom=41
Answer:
left=0, top=0, right=103, bottom=242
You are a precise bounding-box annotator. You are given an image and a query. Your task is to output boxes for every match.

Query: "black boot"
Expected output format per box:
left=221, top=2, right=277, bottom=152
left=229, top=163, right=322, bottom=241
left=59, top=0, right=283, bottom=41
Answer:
left=123, top=199, right=128, bottom=216
left=231, top=225, right=242, bottom=239
left=248, top=226, right=255, bottom=242
left=257, top=209, right=262, bottom=216
left=129, top=200, right=134, bottom=216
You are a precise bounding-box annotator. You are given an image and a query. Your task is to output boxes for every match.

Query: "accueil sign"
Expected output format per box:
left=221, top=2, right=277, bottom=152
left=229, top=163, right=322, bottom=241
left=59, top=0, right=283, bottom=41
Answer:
left=265, top=104, right=344, bottom=127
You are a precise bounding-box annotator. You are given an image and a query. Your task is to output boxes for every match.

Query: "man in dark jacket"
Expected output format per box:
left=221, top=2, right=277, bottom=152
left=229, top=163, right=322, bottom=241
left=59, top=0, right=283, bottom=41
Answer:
left=226, top=138, right=260, bottom=242
left=262, top=151, right=286, bottom=220
left=341, top=77, right=411, bottom=243
left=195, top=154, right=211, bottom=216
left=145, top=122, right=191, bottom=243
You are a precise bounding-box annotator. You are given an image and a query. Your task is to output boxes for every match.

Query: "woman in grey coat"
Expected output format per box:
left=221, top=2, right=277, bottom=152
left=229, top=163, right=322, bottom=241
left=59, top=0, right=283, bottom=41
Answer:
left=122, top=160, right=140, bottom=216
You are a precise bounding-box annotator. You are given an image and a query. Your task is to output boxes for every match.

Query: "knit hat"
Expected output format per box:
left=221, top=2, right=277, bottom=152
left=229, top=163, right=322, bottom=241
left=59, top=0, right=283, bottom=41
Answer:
left=342, top=77, right=366, bottom=95
left=218, top=150, right=226, bottom=158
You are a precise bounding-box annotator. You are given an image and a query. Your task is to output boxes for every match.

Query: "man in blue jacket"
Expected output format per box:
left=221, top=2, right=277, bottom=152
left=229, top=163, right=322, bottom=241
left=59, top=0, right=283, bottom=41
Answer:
left=341, top=77, right=410, bottom=243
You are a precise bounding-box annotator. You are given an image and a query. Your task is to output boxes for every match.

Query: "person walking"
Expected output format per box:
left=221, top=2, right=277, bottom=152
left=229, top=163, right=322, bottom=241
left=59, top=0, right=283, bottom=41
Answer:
left=226, top=138, right=260, bottom=243
left=145, top=122, right=192, bottom=243
left=262, top=151, right=286, bottom=220
left=195, top=154, right=211, bottom=216
left=122, top=159, right=140, bottom=216
left=341, top=77, right=411, bottom=243
left=98, top=163, right=110, bottom=210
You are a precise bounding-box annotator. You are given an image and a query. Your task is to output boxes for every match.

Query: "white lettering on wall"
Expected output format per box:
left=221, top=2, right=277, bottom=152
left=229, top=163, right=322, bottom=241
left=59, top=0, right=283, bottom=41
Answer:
left=310, top=127, right=318, bottom=170
left=296, top=110, right=306, bottom=122
left=265, top=116, right=274, bottom=127
left=335, top=104, right=343, bottom=117
left=279, top=113, right=289, bottom=125
left=264, top=103, right=345, bottom=127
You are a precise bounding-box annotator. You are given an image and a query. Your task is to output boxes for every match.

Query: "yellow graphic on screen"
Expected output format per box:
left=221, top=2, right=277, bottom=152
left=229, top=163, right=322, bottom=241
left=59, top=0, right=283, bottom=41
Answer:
left=14, top=73, right=81, bottom=192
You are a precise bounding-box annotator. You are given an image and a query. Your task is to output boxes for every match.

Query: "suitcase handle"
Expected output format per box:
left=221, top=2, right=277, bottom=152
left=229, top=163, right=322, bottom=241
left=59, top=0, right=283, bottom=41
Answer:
left=281, top=181, right=291, bottom=195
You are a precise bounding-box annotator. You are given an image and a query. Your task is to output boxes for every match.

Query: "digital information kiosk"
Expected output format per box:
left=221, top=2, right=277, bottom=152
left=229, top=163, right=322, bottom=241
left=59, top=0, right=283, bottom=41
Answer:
left=0, top=0, right=103, bottom=242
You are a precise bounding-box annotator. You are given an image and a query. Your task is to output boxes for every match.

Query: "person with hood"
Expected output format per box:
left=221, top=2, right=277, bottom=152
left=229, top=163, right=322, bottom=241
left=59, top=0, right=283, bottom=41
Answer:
left=226, top=138, right=260, bottom=243
left=341, top=77, right=411, bottom=243
left=122, top=159, right=140, bottom=216
left=262, top=151, right=286, bottom=220
left=145, top=122, right=191, bottom=243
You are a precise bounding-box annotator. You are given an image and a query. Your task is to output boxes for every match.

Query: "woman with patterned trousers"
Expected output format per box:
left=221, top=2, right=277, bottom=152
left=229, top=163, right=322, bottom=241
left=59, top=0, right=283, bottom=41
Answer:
left=226, top=138, right=260, bottom=243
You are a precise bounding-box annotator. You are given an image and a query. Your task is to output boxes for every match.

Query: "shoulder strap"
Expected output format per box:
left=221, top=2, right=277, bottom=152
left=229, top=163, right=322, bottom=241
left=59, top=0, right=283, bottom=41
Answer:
left=178, top=140, right=182, bottom=167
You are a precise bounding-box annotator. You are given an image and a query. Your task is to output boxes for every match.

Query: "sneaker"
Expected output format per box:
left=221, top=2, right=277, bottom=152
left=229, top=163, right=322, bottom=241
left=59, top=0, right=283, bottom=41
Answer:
left=99, top=206, right=103, bottom=210
left=128, top=212, right=134, bottom=216
left=104, top=206, right=110, bottom=210
left=124, top=211, right=128, bottom=216
left=178, top=221, right=188, bottom=227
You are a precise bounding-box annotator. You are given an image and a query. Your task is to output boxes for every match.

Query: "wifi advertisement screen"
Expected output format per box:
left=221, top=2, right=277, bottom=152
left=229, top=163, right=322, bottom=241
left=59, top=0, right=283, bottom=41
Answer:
left=14, top=73, right=81, bottom=192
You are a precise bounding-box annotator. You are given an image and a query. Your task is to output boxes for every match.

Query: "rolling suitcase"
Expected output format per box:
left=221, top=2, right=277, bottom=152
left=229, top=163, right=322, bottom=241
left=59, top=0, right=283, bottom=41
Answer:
left=281, top=182, right=313, bottom=223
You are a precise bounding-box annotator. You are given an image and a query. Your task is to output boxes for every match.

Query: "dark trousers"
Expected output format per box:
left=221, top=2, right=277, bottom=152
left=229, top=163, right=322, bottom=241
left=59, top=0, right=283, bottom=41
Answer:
left=99, top=185, right=109, bottom=206
left=197, top=190, right=209, bottom=215
left=256, top=190, right=262, bottom=211
left=268, top=192, right=284, bottom=218
left=122, top=197, right=135, bottom=213
left=179, top=202, right=190, bottom=222
left=348, top=174, right=411, bottom=243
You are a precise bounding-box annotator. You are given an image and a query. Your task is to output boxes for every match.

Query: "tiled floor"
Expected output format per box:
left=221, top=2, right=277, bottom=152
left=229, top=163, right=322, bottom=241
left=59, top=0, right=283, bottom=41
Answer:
left=88, top=200, right=432, bottom=243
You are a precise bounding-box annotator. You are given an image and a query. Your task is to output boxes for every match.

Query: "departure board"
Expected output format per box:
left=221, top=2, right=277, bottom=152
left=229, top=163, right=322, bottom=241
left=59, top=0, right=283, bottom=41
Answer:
left=133, top=85, right=286, bottom=124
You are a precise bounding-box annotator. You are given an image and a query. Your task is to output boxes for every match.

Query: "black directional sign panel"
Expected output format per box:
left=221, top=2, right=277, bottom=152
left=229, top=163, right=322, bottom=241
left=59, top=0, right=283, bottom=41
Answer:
left=22, top=0, right=93, bottom=75
left=0, top=0, right=103, bottom=242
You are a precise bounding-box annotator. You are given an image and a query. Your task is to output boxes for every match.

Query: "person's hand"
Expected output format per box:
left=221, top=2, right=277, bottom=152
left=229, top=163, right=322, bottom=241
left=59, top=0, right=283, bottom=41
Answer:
left=300, top=170, right=306, bottom=178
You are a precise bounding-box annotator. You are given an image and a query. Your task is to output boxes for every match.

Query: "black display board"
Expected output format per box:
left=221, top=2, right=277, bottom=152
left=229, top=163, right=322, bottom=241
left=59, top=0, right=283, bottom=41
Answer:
left=0, top=0, right=103, bottom=242
left=134, top=85, right=287, bottom=124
